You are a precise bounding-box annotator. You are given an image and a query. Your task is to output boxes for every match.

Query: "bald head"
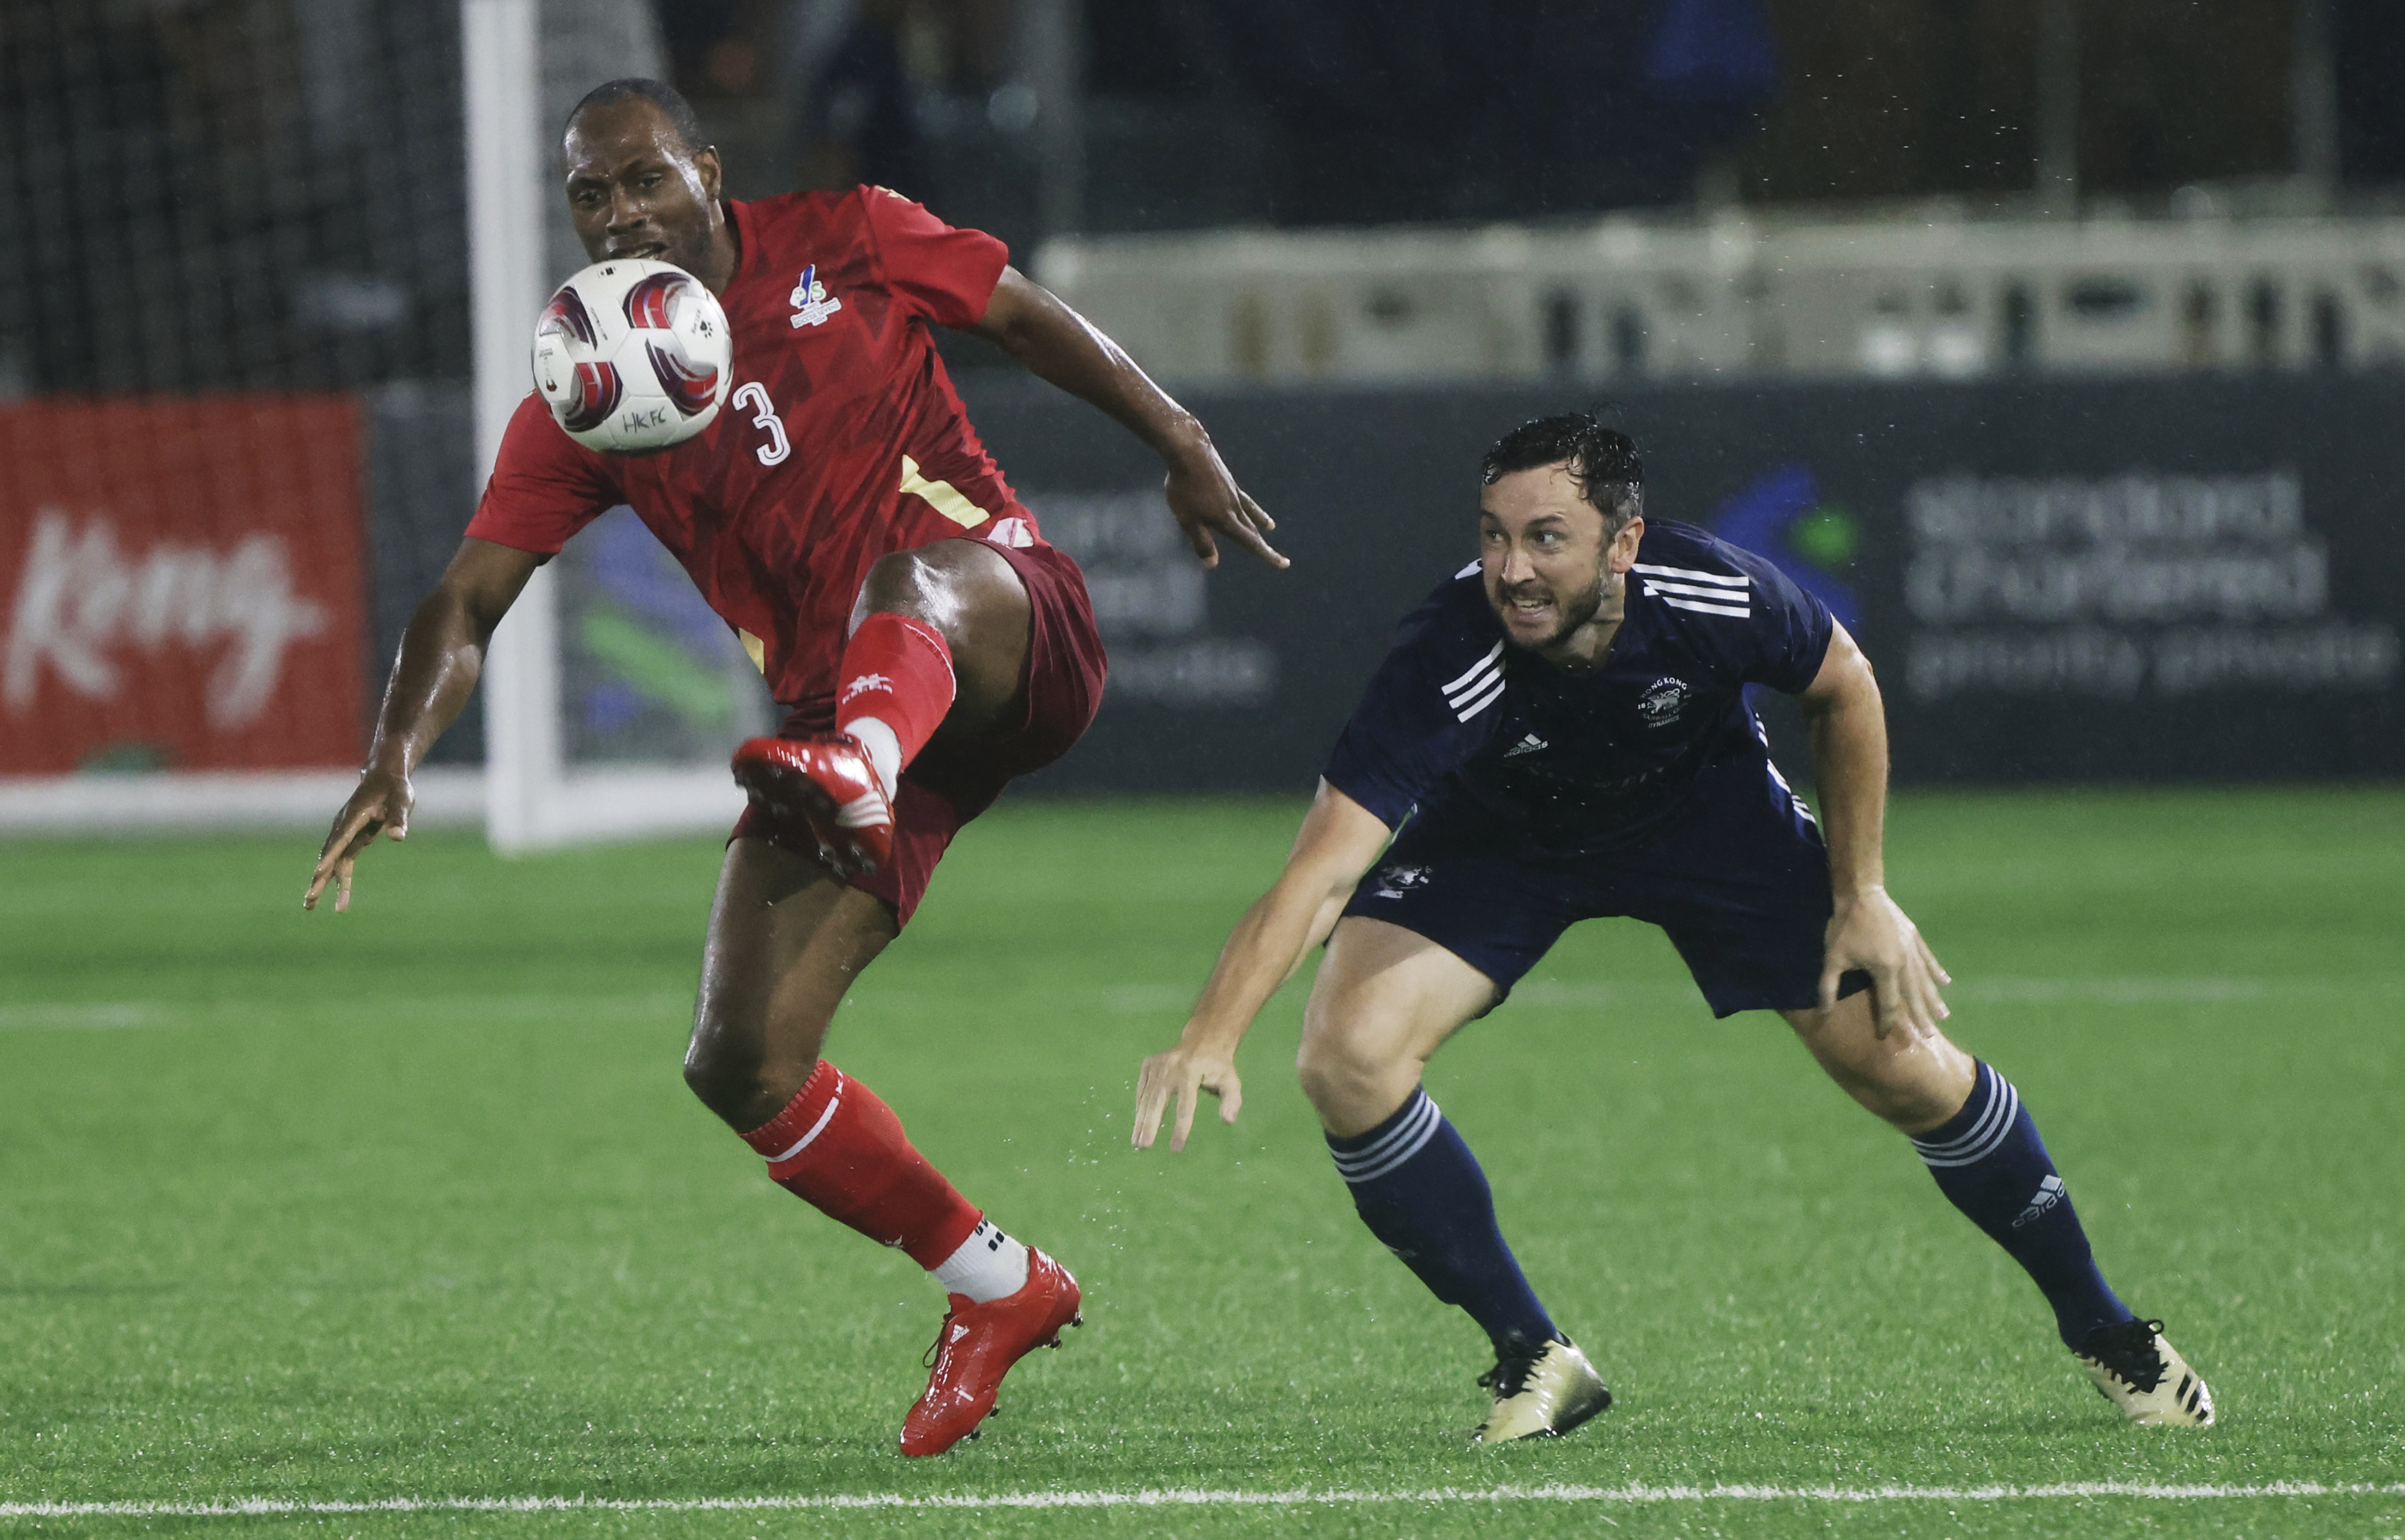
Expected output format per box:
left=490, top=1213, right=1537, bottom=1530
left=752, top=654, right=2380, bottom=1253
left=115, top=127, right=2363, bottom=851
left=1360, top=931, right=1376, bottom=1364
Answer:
left=565, top=78, right=709, bottom=159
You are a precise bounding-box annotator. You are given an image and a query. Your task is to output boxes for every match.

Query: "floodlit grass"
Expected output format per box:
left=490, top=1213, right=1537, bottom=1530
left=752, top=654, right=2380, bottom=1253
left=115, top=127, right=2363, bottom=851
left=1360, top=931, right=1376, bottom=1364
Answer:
left=1, top=788, right=2400, bottom=1538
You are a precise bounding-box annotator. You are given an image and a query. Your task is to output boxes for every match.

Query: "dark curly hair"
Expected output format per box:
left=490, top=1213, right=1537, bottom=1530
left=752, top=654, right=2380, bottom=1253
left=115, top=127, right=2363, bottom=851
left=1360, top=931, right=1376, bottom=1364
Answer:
left=1479, top=413, right=1643, bottom=533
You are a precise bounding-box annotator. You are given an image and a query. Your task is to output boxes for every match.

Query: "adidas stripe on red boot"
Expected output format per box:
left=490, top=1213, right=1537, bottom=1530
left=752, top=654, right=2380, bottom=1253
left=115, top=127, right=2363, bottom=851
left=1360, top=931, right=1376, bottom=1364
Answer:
left=899, top=1248, right=1082, bottom=1456
left=731, top=734, right=894, bottom=876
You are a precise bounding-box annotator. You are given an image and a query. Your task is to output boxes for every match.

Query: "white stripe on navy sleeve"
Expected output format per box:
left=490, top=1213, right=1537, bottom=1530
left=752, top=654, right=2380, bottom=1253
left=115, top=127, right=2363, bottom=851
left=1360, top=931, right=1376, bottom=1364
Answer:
left=1438, top=641, right=1506, bottom=722
left=1634, top=560, right=1753, bottom=618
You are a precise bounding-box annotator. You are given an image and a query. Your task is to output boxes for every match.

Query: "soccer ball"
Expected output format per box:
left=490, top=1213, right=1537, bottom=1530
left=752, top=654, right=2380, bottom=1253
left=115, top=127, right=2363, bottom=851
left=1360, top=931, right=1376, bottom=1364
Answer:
left=532, top=258, right=732, bottom=454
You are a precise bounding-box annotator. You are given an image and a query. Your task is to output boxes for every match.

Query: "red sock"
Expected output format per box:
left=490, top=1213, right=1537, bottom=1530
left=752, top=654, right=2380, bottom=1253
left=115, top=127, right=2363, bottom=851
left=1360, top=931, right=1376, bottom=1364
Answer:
left=836, top=613, right=954, bottom=787
left=739, top=1060, right=983, bottom=1268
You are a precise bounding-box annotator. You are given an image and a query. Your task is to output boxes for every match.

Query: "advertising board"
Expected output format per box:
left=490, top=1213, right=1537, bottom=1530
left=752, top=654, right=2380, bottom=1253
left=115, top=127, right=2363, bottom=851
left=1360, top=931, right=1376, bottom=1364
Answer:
left=1, top=398, right=369, bottom=775
left=961, top=374, right=2405, bottom=792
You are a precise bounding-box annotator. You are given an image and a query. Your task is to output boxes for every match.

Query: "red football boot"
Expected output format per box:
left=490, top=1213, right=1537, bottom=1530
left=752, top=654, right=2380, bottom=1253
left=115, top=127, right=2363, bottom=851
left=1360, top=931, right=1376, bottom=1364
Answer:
left=897, top=1249, right=1082, bottom=1457
left=729, top=734, right=894, bottom=876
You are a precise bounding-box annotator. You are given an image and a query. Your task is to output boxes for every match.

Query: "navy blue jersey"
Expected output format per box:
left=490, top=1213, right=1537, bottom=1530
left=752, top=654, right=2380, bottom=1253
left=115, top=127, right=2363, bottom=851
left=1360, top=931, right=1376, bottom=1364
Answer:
left=1323, top=520, right=1835, bottom=851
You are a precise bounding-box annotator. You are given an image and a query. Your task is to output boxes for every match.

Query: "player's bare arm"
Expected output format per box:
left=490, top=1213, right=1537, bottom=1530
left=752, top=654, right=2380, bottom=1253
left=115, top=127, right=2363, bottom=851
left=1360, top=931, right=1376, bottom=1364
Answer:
left=303, top=537, right=541, bottom=912
left=971, top=268, right=1286, bottom=571
left=1796, top=620, right=1952, bottom=1038
left=1133, top=780, right=1391, bottom=1151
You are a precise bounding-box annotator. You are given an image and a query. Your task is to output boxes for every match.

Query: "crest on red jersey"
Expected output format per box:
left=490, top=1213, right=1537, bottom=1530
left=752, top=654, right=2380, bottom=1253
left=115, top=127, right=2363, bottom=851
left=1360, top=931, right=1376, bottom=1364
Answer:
left=789, top=264, right=843, bottom=329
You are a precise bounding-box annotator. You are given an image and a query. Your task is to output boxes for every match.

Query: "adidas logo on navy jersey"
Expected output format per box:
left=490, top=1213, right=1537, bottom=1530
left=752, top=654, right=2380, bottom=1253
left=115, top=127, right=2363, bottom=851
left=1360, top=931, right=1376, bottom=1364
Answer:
left=1503, top=733, right=1548, bottom=757
left=789, top=264, right=843, bottom=329
left=2012, top=1174, right=2066, bottom=1229
left=1634, top=562, right=1750, bottom=619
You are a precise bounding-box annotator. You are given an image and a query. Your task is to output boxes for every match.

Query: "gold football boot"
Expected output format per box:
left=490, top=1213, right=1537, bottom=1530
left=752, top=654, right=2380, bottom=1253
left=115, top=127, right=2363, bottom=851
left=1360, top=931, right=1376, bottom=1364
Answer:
left=2077, top=1317, right=2215, bottom=1426
left=1471, top=1337, right=1612, bottom=1444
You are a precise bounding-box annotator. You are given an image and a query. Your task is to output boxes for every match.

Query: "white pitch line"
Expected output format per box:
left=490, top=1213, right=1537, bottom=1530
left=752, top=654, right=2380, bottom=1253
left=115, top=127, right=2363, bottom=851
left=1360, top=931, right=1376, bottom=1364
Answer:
left=0, top=993, right=697, bottom=1032
left=0, top=1003, right=166, bottom=1030
left=4, top=1482, right=2400, bottom=1517
left=1506, top=976, right=2305, bottom=1010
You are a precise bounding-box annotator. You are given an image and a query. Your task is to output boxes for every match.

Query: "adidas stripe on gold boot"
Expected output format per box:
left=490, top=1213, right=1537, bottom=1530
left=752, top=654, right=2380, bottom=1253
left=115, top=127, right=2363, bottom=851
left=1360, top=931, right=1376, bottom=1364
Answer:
left=1471, top=1337, right=1612, bottom=1445
left=2077, top=1317, right=2215, bottom=1426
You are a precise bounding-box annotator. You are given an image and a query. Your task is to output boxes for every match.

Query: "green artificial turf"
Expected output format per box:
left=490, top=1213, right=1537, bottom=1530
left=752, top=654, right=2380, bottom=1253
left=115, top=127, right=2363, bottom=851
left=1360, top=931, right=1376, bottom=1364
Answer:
left=1, top=788, right=2400, bottom=1538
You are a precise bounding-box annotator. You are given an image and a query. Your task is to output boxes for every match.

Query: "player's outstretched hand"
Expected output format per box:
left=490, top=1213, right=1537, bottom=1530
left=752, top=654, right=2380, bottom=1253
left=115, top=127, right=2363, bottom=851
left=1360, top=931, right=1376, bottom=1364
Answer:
left=1163, top=440, right=1287, bottom=571
left=1820, top=885, right=1952, bottom=1041
left=1132, top=1040, right=1244, bottom=1152
left=304, top=768, right=412, bottom=913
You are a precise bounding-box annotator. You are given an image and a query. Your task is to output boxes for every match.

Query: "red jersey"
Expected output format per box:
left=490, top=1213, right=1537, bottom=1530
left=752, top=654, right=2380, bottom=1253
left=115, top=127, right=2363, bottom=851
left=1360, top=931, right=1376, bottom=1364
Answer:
left=466, top=187, right=1032, bottom=708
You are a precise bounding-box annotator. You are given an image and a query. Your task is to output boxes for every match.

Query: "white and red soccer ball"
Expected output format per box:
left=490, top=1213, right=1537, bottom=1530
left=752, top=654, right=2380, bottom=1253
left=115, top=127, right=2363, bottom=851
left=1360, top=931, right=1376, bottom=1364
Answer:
left=532, top=258, right=732, bottom=454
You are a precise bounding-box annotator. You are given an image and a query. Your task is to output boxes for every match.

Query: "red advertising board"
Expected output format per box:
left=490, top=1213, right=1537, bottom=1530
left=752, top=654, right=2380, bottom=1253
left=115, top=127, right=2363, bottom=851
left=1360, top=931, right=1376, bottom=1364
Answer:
left=1, top=398, right=369, bottom=774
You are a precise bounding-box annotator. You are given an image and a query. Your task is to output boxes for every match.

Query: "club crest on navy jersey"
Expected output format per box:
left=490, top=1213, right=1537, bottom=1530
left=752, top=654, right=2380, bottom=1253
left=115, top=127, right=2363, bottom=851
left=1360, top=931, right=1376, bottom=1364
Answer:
left=789, top=263, right=843, bottom=329
left=1637, top=677, right=1690, bottom=728
left=1372, top=864, right=1434, bottom=900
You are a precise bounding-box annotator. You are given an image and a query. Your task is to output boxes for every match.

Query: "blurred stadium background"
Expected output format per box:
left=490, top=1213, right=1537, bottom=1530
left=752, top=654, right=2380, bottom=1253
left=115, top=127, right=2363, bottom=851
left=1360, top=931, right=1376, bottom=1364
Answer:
left=5, top=5, right=2404, bottom=1530
left=2, top=0, right=2399, bottom=830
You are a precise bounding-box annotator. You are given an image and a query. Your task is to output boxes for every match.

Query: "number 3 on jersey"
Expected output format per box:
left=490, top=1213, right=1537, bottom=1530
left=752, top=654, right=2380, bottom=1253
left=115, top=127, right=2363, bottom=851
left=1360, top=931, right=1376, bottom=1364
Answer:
left=732, top=382, right=791, bottom=466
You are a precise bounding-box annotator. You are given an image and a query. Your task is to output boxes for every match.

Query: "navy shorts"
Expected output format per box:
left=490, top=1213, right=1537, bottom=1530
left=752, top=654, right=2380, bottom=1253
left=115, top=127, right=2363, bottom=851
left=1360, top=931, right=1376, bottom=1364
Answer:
left=1341, top=751, right=1872, bottom=1018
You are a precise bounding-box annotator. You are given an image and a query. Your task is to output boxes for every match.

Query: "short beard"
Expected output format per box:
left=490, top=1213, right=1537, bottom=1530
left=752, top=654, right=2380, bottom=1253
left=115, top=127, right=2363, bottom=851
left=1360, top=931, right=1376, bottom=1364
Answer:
left=665, top=226, right=716, bottom=277
left=1494, top=566, right=1610, bottom=651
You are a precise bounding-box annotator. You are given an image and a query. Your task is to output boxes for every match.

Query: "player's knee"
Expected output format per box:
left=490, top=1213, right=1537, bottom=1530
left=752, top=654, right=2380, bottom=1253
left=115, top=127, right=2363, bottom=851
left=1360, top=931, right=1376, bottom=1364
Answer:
left=859, top=547, right=944, bottom=614
left=681, top=1006, right=822, bottom=1128
left=1294, top=1024, right=1395, bottom=1119
left=1786, top=1009, right=1967, bottom=1130
left=860, top=544, right=1002, bottom=633
left=680, top=1028, right=754, bottom=1121
left=860, top=541, right=1018, bottom=626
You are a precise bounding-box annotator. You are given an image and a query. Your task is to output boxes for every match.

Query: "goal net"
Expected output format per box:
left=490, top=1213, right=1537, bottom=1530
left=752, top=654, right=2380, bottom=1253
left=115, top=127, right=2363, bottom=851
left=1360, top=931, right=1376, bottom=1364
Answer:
left=0, top=0, right=762, bottom=847
left=465, top=1, right=766, bottom=850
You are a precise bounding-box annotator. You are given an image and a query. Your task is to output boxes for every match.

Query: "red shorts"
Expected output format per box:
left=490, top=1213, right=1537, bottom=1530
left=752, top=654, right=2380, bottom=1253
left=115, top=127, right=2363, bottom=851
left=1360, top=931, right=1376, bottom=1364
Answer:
left=731, top=534, right=1107, bottom=926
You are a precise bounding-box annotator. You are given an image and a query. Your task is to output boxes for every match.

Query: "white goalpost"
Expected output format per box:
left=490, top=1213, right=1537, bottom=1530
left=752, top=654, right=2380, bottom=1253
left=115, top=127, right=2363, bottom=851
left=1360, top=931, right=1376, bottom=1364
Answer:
left=466, top=0, right=755, bottom=853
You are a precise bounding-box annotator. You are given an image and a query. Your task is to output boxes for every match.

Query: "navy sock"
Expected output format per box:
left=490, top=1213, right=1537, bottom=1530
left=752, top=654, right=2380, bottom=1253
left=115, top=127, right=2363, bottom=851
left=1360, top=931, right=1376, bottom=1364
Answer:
left=1327, top=1087, right=1558, bottom=1357
left=1912, top=1061, right=2135, bottom=1350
